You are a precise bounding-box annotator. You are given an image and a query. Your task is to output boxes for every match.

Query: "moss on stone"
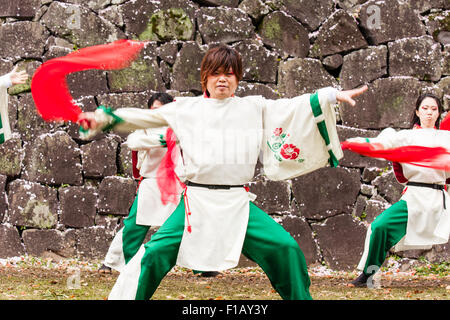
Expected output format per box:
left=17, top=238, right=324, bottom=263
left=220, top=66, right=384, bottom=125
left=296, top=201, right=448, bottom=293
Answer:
left=310, top=44, right=321, bottom=59
left=185, top=68, right=200, bottom=89
left=139, top=8, right=193, bottom=41
left=7, top=60, right=34, bottom=95
left=8, top=83, right=30, bottom=95
left=0, top=141, right=21, bottom=176
left=109, top=59, right=160, bottom=91
left=0, top=156, right=20, bottom=176
left=429, top=12, right=450, bottom=40
left=138, top=24, right=159, bottom=41
left=260, top=14, right=281, bottom=41
left=23, top=200, right=56, bottom=229
left=380, top=95, right=405, bottom=113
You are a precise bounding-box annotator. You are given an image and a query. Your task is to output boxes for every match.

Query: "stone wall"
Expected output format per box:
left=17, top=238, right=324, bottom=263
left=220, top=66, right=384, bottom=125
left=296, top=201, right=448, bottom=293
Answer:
left=0, top=0, right=449, bottom=270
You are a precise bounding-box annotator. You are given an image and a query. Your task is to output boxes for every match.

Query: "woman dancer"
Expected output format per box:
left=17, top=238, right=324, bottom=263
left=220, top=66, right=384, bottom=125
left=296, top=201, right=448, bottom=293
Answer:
left=347, top=93, right=449, bottom=287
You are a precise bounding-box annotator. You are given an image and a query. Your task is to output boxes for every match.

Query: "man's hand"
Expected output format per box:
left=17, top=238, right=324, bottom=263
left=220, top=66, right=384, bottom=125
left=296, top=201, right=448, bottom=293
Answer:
left=9, top=65, right=28, bottom=85
left=77, top=112, right=97, bottom=130
left=336, top=85, right=368, bottom=107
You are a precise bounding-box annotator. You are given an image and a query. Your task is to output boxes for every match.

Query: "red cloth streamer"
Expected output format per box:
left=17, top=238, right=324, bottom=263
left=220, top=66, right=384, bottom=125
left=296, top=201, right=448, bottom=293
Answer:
left=439, top=117, right=450, bottom=183
left=156, top=127, right=185, bottom=206
left=392, top=124, right=450, bottom=183
left=440, top=113, right=450, bottom=131
left=31, top=39, right=146, bottom=122
left=392, top=161, right=408, bottom=184
left=131, top=150, right=141, bottom=180
left=183, top=186, right=192, bottom=233
left=341, top=141, right=450, bottom=172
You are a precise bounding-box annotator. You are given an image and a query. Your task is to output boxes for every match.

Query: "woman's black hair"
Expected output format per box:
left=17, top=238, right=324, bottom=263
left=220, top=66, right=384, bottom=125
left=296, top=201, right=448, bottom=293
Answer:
left=410, top=93, right=443, bottom=128
left=147, top=92, right=174, bottom=109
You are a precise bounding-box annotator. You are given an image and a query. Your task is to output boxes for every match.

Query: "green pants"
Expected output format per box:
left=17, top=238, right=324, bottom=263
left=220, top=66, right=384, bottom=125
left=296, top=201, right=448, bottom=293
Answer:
left=363, top=200, right=408, bottom=276
left=134, top=196, right=312, bottom=300
left=120, top=192, right=205, bottom=273
left=0, top=114, right=4, bottom=144
left=122, top=193, right=151, bottom=264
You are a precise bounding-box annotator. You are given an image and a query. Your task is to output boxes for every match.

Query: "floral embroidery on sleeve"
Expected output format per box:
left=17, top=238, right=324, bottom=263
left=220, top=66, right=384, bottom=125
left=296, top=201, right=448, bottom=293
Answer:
left=267, top=128, right=304, bottom=163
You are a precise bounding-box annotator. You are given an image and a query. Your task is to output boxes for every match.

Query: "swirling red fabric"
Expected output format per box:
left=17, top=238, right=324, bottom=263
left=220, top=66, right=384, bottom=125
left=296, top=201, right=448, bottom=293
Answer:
left=440, top=113, right=450, bottom=131
left=341, top=141, right=450, bottom=172
left=157, top=127, right=185, bottom=205
left=31, top=39, right=145, bottom=122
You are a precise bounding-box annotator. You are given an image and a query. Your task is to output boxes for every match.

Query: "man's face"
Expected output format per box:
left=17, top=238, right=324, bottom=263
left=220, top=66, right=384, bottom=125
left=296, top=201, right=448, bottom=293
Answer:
left=151, top=100, right=164, bottom=109
left=206, top=67, right=238, bottom=99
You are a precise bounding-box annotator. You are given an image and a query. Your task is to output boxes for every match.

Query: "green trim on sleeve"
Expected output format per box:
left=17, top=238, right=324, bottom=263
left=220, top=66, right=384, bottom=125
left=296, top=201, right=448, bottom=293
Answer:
left=79, top=125, right=89, bottom=136
left=99, top=105, right=124, bottom=132
left=0, top=114, right=4, bottom=144
left=78, top=105, right=124, bottom=138
left=159, top=134, right=167, bottom=147
left=310, top=92, right=339, bottom=167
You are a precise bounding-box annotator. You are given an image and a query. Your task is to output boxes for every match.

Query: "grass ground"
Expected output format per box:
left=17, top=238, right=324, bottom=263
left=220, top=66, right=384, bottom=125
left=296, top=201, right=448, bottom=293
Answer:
left=0, top=256, right=448, bottom=300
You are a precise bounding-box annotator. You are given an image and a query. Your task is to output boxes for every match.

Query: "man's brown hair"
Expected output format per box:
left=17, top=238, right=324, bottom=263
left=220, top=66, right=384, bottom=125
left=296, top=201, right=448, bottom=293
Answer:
left=200, top=44, right=243, bottom=94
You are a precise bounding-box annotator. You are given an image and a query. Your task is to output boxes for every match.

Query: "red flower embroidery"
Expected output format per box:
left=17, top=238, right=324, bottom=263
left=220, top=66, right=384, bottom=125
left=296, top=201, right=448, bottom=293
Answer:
left=273, top=128, right=283, bottom=136
left=280, top=143, right=300, bottom=160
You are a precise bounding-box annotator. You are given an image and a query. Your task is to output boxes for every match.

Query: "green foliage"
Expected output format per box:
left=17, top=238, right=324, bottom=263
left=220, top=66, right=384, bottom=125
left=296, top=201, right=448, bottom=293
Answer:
left=414, top=260, right=450, bottom=277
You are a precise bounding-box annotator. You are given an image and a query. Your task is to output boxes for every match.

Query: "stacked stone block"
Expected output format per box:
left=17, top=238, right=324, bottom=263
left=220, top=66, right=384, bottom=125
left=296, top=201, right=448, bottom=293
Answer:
left=0, top=0, right=448, bottom=269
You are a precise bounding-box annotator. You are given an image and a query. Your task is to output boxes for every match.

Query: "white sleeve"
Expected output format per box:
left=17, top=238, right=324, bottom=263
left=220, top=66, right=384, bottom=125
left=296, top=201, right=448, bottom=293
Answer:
left=262, top=87, right=342, bottom=180
left=319, top=86, right=338, bottom=105
left=136, top=150, right=146, bottom=170
left=261, top=87, right=338, bottom=118
left=80, top=103, right=175, bottom=140
left=124, top=129, right=166, bottom=151
left=364, top=128, right=410, bottom=149
left=0, top=73, right=12, bottom=89
left=113, top=107, right=171, bottom=132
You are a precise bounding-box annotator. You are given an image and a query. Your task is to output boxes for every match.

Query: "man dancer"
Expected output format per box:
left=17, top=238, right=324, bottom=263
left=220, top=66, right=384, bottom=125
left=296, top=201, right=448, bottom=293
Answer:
left=79, top=44, right=367, bottom=300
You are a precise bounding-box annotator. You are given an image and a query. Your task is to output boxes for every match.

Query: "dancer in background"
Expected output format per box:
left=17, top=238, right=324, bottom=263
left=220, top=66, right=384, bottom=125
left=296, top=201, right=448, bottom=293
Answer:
left=346, top=93, right=450, bottom=287
left=0, top=65, right=28, bottom=143
left=99, top=92, right=220, bottom=277
left=99, top=92, right=182, bottom=274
